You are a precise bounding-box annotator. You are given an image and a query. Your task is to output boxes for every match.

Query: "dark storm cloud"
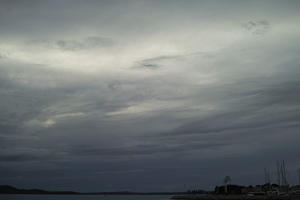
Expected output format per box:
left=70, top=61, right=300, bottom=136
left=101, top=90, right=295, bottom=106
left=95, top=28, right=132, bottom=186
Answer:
left=70, top=141, right=228, bottom=157
left=162, top=80, right=300, bottom=136
left=0, top=154, right=40, bottom=162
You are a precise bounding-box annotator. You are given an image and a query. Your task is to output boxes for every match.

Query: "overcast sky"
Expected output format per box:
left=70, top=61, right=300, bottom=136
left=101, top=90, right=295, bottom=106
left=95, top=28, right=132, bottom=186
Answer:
left=1, top=0, right=300, bottom=192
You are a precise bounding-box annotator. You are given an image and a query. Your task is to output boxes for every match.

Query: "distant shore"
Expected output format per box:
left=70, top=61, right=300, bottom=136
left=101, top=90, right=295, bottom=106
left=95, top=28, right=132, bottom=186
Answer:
left=0, top=185, right=189, bottom=195
left=171, top=194, right=300, bottom=200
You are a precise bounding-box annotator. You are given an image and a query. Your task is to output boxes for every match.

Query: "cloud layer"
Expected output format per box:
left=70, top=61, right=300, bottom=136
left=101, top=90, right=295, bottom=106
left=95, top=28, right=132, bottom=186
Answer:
left=0, top=0, right=300, bottom=192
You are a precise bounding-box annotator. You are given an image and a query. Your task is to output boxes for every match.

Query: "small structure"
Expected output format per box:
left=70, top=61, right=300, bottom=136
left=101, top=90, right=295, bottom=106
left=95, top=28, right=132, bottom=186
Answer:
left=223, top=176, right=231, bottom=194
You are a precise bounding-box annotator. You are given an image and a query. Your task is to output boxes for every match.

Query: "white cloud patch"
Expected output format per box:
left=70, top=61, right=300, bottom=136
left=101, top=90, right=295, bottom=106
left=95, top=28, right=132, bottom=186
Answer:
left=26, top=112, right=85, bottom=128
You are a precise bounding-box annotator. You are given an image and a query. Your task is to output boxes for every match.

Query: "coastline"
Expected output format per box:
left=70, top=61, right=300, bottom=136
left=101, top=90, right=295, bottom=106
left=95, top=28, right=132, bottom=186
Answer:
left=171, top=194, right=300, bottom=200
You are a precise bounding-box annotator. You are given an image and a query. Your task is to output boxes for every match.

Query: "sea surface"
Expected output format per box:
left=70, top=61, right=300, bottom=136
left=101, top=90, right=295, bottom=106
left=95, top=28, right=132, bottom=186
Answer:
left=0, top=194, right=171, bottom=200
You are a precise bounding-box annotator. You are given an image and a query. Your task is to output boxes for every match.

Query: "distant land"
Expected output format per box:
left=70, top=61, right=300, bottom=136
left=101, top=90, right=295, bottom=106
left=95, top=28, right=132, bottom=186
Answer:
left=0, top=185, right=208, bottom=195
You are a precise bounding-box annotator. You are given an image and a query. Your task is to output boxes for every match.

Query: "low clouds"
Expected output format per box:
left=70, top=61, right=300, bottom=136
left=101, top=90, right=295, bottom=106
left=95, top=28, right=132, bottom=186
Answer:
left=70, top=141, right=228, bottom=158
left=0, top=0, right=300, bottom=192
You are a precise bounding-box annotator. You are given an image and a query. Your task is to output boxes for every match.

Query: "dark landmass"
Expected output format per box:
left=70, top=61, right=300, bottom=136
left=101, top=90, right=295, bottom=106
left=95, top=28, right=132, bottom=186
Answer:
left=0, top=185, right=78, bottom=195
left=172, top=184, right=300, bottom=200
left=171, top=194, right=300, bottom=200
left=0, top=185, right=205, bottom=195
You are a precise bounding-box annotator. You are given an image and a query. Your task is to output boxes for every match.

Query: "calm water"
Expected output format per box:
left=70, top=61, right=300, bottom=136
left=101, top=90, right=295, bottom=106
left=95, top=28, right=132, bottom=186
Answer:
left=0, top=194, right=171, bottom=200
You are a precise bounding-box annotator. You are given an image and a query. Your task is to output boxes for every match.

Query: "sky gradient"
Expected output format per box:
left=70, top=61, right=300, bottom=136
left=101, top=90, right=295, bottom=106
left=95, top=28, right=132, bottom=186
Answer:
left=0, top=0, right=300, bottom=192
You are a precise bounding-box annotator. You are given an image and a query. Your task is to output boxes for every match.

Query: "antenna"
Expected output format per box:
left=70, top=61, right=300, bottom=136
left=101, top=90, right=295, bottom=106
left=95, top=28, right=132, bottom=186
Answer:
left=297, top=169, right=300, bottom=185
left=276, top=161, right=281, bottom=186
left=280, top=160, right=288, bottom=186
left=223, top=176, right=231, bottom=194
left=264, top=168, right=268, bottom=184
left=264, top=168, right=271, bottom=184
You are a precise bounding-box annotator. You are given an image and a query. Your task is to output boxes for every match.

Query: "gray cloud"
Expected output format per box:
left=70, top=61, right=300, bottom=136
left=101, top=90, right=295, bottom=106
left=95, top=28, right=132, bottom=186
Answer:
left=135, top=52, right=206, bottom=69
left=0, top=154, right=40, bottom=162
left=0, top=0, right=300, bottom=192
left=242, top=20, right=271, bottom=35
left=29, top=36, right=115, bottom=51
left=133, top=55, right=183, bottom=69
left=162, top=80, right=300, bottom=136
left=70, top=141, right=228, bottom=158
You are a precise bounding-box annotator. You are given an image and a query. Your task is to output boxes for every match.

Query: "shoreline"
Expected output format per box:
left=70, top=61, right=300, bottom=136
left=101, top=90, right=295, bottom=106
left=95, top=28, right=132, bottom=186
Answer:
left=171, top=194, right=300, bottom=200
